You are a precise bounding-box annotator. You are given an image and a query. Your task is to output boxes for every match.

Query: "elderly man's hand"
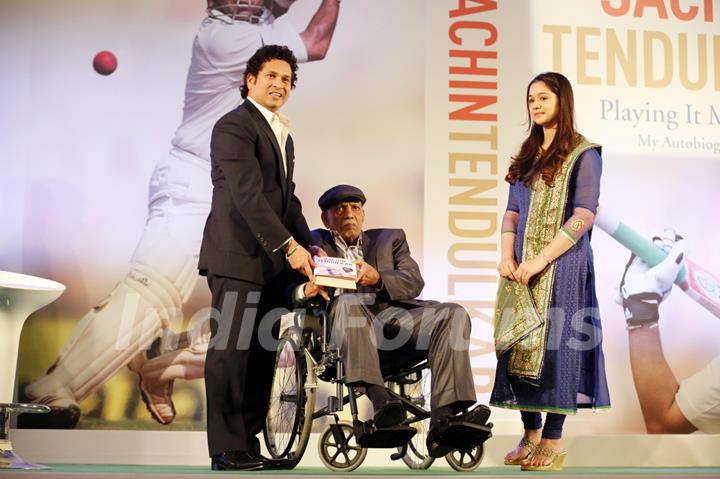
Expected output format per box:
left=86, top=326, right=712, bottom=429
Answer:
left=354, top=260, right=380, bottom=286
left=303, top=280, right=330, bottom=301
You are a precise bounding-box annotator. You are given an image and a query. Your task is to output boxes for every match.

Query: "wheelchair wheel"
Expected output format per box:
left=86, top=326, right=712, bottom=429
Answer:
left=263, top=334, right=316, bottom=462
left=390, top=372, right=434, bottom=470
left=318, top=421, right=367, bottom=472
left=445, top=443, right=484, bottom=472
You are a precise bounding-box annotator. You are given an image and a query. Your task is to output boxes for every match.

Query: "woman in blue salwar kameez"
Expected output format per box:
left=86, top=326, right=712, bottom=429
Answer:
left=491, top=72, right=610, bottom=471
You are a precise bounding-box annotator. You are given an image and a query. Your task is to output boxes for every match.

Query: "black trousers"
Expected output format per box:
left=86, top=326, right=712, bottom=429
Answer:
left=204, top=273, right=287, bottom=457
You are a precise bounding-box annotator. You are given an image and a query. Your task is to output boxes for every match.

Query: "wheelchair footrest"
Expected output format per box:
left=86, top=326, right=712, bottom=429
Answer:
left=435, top=420, right=492, bottom=448
left=354, top=420, right=417, bottom=448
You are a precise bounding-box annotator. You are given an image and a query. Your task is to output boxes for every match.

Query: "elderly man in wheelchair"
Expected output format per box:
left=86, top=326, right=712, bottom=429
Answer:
left=263, top=185, right=493, bottom=471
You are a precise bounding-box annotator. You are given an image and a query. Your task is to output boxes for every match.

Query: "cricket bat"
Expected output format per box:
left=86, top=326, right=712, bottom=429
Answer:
left=595, top=213, right=720, bottom=318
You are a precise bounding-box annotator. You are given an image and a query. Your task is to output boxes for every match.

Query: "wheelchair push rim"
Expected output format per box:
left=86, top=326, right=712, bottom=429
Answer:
left=263, top=335, right=313, bottom=461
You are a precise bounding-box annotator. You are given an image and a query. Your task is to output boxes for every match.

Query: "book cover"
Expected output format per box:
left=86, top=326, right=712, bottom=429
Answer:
left=313, top=256, right=357, bottom=289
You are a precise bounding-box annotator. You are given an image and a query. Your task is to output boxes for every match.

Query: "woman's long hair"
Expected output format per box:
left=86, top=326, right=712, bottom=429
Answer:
left=506, top=72, right=583, bottom=186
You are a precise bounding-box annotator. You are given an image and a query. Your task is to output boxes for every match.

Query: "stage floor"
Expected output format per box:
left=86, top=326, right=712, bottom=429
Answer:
left=2, top=466, right=720, bottom=478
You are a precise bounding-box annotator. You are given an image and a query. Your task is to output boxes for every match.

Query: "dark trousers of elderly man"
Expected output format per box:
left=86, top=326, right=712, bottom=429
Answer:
left=328, top=293, right=477, bottom=432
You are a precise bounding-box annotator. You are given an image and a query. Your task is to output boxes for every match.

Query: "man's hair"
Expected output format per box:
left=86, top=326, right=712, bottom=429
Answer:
left=241, top=44, right=299, bottom=99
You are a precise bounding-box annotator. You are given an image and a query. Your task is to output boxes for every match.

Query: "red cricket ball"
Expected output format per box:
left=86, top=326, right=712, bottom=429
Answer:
left=93, top=51, right=117, bottom=76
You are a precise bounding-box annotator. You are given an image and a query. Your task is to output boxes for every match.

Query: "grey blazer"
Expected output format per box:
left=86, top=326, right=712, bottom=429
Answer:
left=310, top=228, right=429, bottom=309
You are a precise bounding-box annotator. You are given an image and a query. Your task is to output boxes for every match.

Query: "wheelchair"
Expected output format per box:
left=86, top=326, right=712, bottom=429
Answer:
left=262, top=303, right=493, bottom=472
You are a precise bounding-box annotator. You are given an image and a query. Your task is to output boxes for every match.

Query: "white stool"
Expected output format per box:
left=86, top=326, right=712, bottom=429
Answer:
left=1, top=271, right=65, bottom=469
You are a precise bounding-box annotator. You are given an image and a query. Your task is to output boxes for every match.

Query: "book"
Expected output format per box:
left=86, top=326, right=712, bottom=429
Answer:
left=313, top=256, right=357, bottom=289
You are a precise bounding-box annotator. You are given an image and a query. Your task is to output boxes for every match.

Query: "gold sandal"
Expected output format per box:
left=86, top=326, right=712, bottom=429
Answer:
left=520, top=444, right=567, bottom=471
left=503, top=436, right=537, bottom=465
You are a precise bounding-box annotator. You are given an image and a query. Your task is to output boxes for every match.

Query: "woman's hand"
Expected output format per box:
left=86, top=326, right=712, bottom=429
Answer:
left=497, top=255, right=519, bottom=281
left=515, top=256, right=549, bottom=285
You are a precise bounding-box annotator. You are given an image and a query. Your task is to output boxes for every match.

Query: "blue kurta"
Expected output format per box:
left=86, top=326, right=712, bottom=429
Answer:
left=491, top=149, right=611, bottom=413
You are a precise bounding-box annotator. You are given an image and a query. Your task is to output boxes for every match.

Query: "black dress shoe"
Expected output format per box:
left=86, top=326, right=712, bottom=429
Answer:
left=263, top=456, right=297, bottom=470
left=210, top=451, right=266, bottom=471
left=426, top=413, right=453, bottom=459
left=373, top=398, right=406, bottom=427
left=211, top=451, right=297, bottom=471
left=459, top=404, right=491, bottom=425
left=426, top=406, right=493, bottom=458
left=17, top=405, right=81, bottom=429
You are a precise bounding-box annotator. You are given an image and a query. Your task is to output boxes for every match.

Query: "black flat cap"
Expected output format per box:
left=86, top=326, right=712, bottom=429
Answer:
left=318, top=184, right=367, bottom=211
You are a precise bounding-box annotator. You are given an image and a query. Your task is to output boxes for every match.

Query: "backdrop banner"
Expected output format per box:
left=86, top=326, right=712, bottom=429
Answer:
left=3, top=0, right=718, bottom=435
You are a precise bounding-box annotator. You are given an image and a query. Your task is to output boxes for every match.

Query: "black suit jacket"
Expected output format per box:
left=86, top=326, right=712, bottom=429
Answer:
left=199, top=100, right=313, bottom=284
left=310, top=228, right=429, bottom=309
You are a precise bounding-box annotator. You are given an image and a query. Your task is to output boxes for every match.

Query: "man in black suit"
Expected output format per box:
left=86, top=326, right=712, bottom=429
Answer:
left=295, top=184, right=484, bottom=458
left=198, top=45, right=317, bottom=471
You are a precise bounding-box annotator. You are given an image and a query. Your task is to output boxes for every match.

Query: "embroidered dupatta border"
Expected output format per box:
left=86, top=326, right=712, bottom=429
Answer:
left=494, top=277, right=543, bottom=357
left=508, top=140, right=600, bottom=379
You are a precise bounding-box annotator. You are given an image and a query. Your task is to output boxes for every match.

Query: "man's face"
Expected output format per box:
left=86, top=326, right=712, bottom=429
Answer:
left=322, top=201, right=365, bottom=245
left=246, top=58, right=292, bottom=112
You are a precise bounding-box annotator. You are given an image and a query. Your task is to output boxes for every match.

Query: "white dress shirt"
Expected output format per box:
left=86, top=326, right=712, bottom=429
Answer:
left=247, top=97, right=290, bottom=173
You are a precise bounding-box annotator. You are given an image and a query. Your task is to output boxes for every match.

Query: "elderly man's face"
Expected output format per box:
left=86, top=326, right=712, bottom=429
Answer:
left=322, top=201, right=365, bottom=244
